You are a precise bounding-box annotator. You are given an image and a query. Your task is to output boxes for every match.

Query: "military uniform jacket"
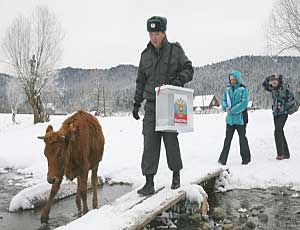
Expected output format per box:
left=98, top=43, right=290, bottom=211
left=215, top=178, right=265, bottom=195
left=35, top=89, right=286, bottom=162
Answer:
left=134, top=38, right=194, bottom=106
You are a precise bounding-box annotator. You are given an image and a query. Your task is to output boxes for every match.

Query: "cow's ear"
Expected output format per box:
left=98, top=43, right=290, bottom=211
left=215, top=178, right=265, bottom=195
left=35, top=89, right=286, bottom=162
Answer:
left=46, top=125, right=54, bottom=133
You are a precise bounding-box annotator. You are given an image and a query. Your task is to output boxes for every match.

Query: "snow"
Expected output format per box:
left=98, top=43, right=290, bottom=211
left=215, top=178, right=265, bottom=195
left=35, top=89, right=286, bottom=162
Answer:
left=0, top=110, right=300, bottom=227
left=55, top=186, right=197, bottom=230
left=291, top=186, right=300, bottom=192
left=0, top=168, right=8, bottom=174
left=214, top=170, right=233, bottom=192
left=238, top=208, right=248, bottom=213
left=291, top=193, right=300, bottom=198
left=9, top=180, right=78, bottom=211
left=1, top=110, right=300, bottom=191
left=184, top=184, right=207, bottom=205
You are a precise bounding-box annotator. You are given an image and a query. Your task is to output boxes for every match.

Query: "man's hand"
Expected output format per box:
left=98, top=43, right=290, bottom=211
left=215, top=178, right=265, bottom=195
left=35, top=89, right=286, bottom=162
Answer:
left=226, top=108, right=230, bottom=113
left=132, top=104, right=140, bottom=120
left=171, top=78, right=183, bottom=87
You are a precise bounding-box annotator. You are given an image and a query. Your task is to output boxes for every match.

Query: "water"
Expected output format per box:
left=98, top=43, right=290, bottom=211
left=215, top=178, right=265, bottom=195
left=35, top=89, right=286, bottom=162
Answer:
left=0, top=172, right=132, bottom=230
left=173, top=187, right=300, bottom=230
left=3, top=171, right=300, bottom=230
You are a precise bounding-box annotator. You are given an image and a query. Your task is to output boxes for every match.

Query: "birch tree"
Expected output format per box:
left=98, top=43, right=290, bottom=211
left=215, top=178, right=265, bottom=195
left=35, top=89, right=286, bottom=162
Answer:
left=6, top=77, right=25, bottom=123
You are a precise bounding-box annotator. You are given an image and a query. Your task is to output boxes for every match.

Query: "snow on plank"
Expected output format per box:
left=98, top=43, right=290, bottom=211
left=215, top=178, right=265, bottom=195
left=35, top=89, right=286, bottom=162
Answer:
left=56, top=168, right=224, bottom=230
left=55, top=188, right=186, bottom=230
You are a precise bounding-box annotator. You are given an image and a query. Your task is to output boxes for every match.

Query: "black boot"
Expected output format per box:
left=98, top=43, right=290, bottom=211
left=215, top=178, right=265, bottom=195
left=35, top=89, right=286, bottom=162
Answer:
left=171, top=171, right=180, bottom=190
left=137, top=174, right=155, bottom=196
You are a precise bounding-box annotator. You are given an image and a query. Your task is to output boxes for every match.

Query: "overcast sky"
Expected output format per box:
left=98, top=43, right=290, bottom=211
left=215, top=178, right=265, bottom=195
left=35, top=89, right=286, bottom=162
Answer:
left=0, top=0, right=277, bottom=73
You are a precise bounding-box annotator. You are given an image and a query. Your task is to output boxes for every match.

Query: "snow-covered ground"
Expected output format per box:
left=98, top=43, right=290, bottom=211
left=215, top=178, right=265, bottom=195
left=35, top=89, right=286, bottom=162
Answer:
left=1, top=110, right=300, bottom=189
left=1, top=110, right=300, bottom=209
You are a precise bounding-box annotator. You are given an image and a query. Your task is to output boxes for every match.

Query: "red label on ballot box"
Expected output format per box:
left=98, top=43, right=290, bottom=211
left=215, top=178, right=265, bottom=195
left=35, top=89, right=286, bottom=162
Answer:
left=174, top=94, right=188, bottom=124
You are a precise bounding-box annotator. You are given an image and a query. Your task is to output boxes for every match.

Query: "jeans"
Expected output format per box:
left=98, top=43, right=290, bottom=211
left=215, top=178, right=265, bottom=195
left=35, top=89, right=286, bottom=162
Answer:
left=219, top=124, right=251, bottom=164
left=273, top=115, right=290, bottom=157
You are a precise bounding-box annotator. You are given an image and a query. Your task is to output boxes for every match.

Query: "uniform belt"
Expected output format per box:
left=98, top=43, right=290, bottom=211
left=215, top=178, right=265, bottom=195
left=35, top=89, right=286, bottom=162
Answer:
left=146, top=99, right=155, bottom=103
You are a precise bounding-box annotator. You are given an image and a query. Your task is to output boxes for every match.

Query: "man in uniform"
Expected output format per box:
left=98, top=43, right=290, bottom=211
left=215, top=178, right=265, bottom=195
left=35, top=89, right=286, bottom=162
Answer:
left=132, top=16, right=194, bottom=195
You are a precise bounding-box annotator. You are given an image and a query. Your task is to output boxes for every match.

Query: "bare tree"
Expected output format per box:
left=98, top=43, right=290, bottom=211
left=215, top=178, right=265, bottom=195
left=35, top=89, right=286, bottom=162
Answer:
left=6, top=77, right=25, bottom=123
left=267, top=0, right=300, bottom=54
left=2, top=6, right=63, bottom=124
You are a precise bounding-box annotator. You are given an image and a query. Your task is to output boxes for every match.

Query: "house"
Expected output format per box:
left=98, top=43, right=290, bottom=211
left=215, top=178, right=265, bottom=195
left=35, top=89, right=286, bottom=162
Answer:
left=193, top=95, right=220, bottom=112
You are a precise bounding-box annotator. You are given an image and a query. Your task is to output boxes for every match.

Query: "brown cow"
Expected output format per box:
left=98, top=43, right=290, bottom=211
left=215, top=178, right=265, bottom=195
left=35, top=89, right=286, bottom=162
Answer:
left=38, top=110, right=105, bottom=223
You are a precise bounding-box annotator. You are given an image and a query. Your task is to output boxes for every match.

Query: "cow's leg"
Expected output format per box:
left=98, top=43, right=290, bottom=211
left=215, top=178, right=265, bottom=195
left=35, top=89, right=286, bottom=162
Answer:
left=41, top=182, right=61, bottom=224
left=79, top=172, right=89, bottom=214
left=91, top=167, right=99, bottom=209
left=75, top=176, right=82, bottom=213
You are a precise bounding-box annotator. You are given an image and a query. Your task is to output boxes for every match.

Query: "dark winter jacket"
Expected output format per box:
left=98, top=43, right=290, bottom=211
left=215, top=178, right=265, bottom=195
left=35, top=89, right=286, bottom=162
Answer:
left=263, top=76, right=295, bottom=116
left=134, top=38, right=194, bottom=106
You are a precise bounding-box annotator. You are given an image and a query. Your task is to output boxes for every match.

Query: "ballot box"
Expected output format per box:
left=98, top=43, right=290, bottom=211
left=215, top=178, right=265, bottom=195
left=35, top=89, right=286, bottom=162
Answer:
left=155, top=85, right=194, bottom=133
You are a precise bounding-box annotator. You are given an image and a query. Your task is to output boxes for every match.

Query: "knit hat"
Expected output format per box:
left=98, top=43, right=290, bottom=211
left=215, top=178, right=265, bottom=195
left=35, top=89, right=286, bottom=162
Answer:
left=270, top=74, right=280, bottom=81
left=147, top=16, right=167, bottom=32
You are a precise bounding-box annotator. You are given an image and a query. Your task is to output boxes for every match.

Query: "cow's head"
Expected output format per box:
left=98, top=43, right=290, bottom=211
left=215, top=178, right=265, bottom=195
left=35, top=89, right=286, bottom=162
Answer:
left=38, top=124, right=77, bottom=184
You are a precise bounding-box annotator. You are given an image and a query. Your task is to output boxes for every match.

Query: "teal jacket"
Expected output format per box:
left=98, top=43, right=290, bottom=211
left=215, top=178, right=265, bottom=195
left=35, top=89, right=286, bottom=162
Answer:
left=221, top=70, right=249, bottom=126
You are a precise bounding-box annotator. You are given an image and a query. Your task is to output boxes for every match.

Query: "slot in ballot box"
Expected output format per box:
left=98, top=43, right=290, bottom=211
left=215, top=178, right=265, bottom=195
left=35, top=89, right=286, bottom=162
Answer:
left=155, top=85, right=194, bottom=133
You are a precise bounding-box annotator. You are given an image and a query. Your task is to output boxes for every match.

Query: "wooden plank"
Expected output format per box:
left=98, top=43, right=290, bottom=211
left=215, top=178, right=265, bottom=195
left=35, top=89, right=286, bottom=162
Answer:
left=124, top=186, right=165, bottom=212
left=56, top=168, right=225, bottom=230
left=124, top=190, right=186, bottom=230
left=191, top=168, right=225, bottom=185
left=123, top=168, right=225, bottom=230
left=112, top=187, right=165, bottom=213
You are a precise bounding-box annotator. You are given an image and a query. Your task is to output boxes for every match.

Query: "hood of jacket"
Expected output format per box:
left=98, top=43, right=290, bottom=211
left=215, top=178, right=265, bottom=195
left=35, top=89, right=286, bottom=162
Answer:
left=229, top=70, right=241, bottom=87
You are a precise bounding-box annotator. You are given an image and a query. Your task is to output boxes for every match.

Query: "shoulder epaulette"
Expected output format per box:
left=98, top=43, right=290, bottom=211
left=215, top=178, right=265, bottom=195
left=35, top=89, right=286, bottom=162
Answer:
left=172, top=42, right=183, bottom=50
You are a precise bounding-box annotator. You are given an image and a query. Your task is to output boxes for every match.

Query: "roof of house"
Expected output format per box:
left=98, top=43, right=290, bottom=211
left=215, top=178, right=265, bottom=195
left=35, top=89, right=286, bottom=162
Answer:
left=193, top=95, right=216, bottom=107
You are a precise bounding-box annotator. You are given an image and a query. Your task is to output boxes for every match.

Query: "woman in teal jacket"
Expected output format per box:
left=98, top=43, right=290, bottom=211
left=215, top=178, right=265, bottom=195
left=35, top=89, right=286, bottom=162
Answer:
left=218, top=70, right=251, bottom=165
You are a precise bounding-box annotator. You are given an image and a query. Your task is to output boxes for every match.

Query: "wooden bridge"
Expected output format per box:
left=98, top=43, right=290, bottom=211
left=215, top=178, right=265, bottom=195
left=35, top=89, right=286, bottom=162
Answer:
left=56, top=168, right=225, bottom=230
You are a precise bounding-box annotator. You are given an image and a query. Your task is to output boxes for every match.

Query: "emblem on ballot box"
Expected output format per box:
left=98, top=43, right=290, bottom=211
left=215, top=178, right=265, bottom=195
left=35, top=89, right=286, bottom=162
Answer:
left=174, top=94, right=188, bottom=124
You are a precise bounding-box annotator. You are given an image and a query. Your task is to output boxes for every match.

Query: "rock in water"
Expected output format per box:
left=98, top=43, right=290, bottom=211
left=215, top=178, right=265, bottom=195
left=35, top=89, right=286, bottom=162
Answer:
left=240, top=213, right=248, bottom=219
left=201, top=222, right=212, bottom=230
left=223, top=219, right=232, bottom=225
left=251, top=208, right=259, bottom=216
left=246, top=220, right=256, bottom=229
left=212, top=207, right=226, bottom=221
left=222, top=223, right=234, bottom=230
left=232, top=227, right=242, bottom=230
left=258, top=213, right=269, bottom=223
left=189, top=213, right=202, bottom=223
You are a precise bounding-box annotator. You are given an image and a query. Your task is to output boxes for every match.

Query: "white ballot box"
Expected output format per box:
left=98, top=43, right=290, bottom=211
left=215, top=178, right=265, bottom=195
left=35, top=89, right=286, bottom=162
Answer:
left=155, top=85, right=194, bottom=133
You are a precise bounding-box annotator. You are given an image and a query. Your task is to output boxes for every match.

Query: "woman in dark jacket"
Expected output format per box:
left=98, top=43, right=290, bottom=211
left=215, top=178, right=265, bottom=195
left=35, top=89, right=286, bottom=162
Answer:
left=263, top=74, right=295, bottom=160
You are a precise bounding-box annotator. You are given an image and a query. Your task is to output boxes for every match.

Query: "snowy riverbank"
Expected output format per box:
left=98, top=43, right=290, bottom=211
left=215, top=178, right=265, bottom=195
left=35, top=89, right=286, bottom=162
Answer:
left=0, top=110, right=300, bottom=211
